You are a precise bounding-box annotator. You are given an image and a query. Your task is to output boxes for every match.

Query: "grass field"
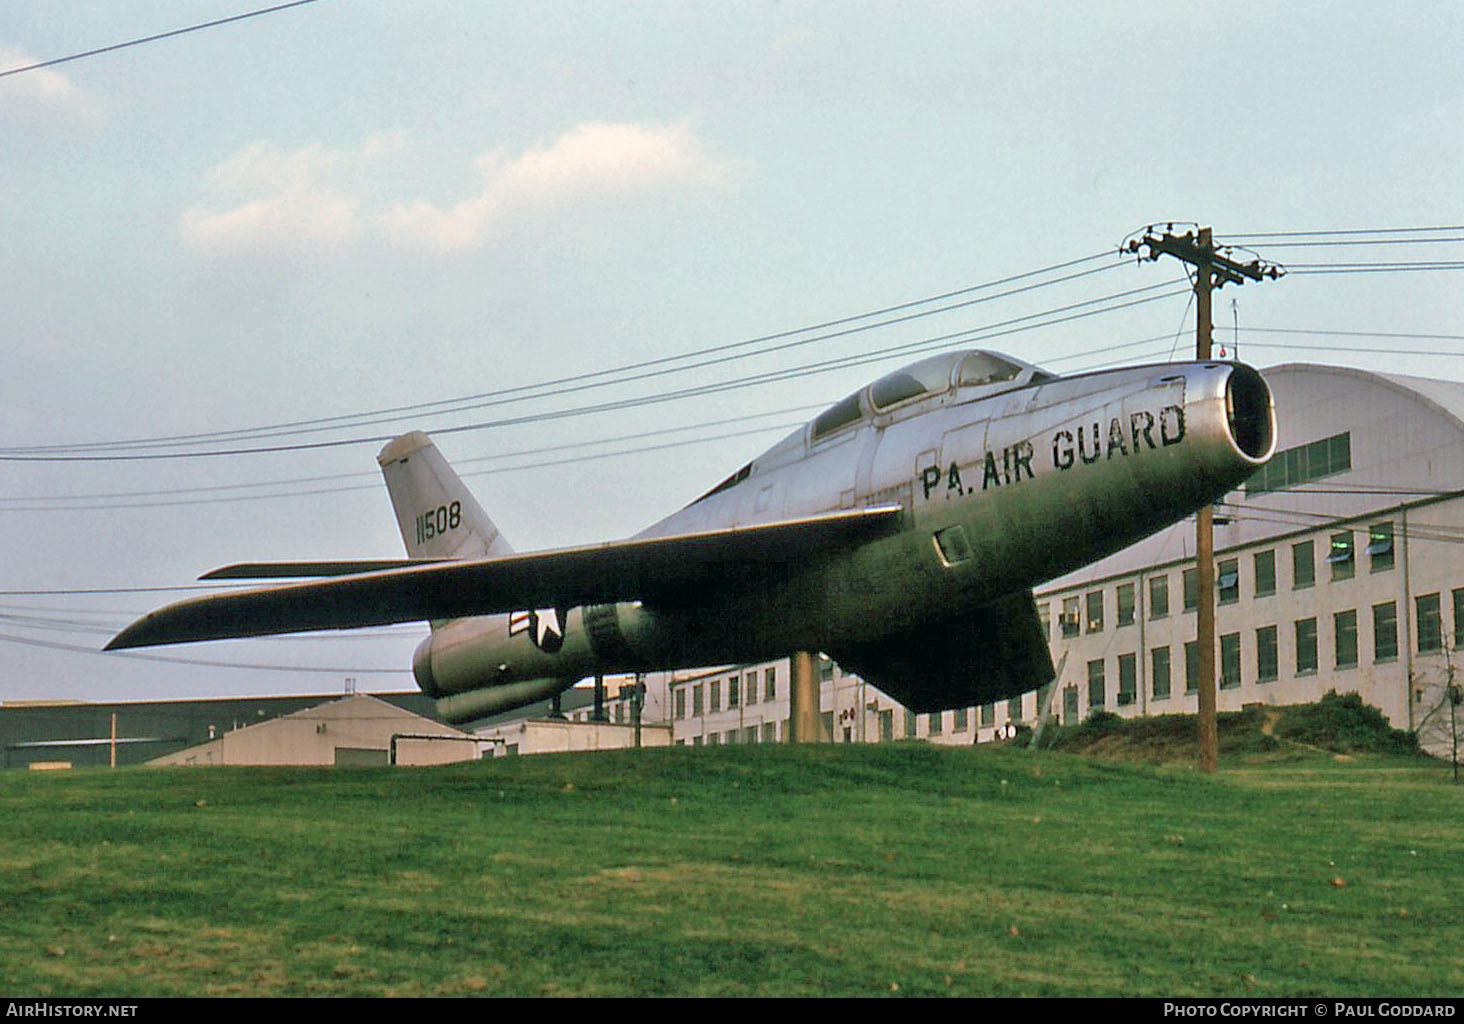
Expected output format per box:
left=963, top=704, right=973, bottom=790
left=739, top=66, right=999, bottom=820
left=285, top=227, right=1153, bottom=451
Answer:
left=1, top=740, right=1460, bottom=997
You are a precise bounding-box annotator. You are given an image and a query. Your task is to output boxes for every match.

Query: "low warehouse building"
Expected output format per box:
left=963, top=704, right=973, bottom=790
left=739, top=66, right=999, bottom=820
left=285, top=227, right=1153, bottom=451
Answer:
left=150, top=693, right=482, bottom=767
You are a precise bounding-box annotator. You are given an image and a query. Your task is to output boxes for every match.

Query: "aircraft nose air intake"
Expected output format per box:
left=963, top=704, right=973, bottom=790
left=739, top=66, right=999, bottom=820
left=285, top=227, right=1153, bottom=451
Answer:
left=1224, top=364, right=1275, bottom=463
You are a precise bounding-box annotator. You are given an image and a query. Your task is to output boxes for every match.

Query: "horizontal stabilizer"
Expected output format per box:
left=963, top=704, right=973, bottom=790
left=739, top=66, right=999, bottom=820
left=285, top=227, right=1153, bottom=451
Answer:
left=106, top=504, right=903, bottom=650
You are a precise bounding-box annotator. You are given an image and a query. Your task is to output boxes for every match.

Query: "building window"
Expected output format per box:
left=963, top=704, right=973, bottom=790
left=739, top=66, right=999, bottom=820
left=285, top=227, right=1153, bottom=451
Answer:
left=1087, top=659, right=1105, bottom=708
left=675, top=689, right=686, bottom=720
left=1417, top=593, right=1443, bottom=653
left=1374, top=602, right=1399, bottom=662
left=1118, top=653, right=1137, bottom=706
left=1149, top=575, right=1169, bottom=619
left=765, top=667, right=777, bottom=701
left=762, top=722, right=777, bottom=743
left=1335, top=610, right=1358, bottom=669
left=1295, top=618, right=1318, bottom=675
left=928, top=711, right=943, bottom=735
left=1117, top=583, right=1136, bottom=627
left=1038, top=602, right=1050, bottom=639
left=905, top=709, right=917, bottom=738
left=1218, top=559, right=1240, bottom=605
left=1293, top=541, right=1315, bottom=590
left=1151, top=647, right=1172, bottom=699
left=1256, top=625, right=1278, bottom=683
left=1245, top=431, right=1351, bottom=496
left=1454, top=588, right=1464, bottom=651
left=729, top=676, right=740, bottom=708
left=1183, top=568, right=1199, bottom=611
left=1007, top=695, right=1022, bottom=722
left=1220, top=633, right=1241, bottom=689
left=1368, top=522, right=1395, bottom=573
left=1328, top=532, right=1355, bottom=581
left=1063, top=687, right=1080, bottom=725
left=693, top=684, right=704, bottom=716
left=1086, top=591, right=1104, bottom=633
left=745, top=672, right=758, bottom=704
left=709, top=680, right=721, bottom=713
left=1254, top=550, right=1276, bottom=597
left=1061, top=596, right=1081, bottom=638
left=954, top=707, right=968, bottom=731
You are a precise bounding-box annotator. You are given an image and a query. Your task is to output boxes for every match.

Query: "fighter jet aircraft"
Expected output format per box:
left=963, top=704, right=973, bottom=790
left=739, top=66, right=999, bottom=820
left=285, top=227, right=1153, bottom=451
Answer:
left=107, top=350, right=1276, bottom=723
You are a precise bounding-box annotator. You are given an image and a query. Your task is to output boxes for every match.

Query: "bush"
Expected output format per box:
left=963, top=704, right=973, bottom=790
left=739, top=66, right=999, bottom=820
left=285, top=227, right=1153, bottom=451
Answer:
left=1275, top=691, right=1419, bottom=755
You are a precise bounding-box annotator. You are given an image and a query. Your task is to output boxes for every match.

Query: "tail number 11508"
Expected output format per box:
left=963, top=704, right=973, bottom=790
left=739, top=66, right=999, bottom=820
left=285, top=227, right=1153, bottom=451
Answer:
left=415, top=501, right=462, bottom=544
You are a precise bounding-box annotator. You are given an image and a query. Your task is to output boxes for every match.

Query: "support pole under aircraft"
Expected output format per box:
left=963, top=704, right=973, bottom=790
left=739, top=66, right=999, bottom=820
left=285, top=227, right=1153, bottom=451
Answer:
left=789, top=651, right=822, bottom=743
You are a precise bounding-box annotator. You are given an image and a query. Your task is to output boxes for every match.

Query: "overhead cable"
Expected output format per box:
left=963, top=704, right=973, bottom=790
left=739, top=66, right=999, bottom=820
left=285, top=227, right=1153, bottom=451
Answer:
left=0, top=1, right=325, bottom=79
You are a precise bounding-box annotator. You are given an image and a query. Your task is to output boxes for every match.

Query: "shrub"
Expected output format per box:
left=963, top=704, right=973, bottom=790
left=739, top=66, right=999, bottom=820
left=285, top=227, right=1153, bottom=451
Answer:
left=1275, top=691, right=1419, bottom=755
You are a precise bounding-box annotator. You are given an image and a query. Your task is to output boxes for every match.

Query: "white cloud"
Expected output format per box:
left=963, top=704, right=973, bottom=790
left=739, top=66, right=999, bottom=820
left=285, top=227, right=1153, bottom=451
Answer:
left=380, top=121, right=728, bottom=253
left=179, top=137, right=403, bottom=256
left=0, top=47, right=98, bottom=130
left=181, top=122, right=727, bottom=259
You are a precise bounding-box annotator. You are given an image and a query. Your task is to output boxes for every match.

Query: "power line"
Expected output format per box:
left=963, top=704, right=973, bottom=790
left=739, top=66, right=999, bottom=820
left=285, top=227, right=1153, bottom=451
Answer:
left=0, top=276, right=1187, bottom=463
left=1237, top=341, right=1464, bottom=359
left=1230, top=327, right=1464, bottom=343
left=1217, top=226, right=1464, bottom=239
left=1219, top=237, right=1464, bottom=249
left=0, top=1, right=325, bottom=79
left=0, top=319, right=1204, bottom=511
left=1, top=252, right=1122, bottom=456
left=0, top=631, right=408, bottom=674
left=0, top=409, right=819, bottom=507
left=0, top=421, right=807, bottom=512
left=1287, top=262, right=1464, bottom=275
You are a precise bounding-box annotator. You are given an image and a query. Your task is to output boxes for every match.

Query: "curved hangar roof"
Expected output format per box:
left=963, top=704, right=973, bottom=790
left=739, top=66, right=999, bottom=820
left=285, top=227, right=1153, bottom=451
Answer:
left=1047, top=361, right=1464, bottom=587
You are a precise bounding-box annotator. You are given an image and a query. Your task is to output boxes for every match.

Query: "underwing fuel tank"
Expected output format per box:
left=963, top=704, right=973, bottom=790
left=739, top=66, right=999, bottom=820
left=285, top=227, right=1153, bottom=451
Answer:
left=410, top=608, right=593, bottom=723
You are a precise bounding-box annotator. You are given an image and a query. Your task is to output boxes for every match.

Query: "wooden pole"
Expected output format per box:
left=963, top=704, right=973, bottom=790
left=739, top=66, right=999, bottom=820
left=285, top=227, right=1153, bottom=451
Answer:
left=1195, top=228, right=1219, bottom=774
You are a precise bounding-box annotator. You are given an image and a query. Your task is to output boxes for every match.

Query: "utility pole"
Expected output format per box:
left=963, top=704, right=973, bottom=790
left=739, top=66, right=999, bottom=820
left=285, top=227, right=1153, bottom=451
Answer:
left=1124, top=225, right=1283, bottom=773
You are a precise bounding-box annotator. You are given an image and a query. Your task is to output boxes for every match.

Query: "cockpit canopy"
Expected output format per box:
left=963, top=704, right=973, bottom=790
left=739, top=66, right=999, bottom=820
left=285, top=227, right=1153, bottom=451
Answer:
left=812, top=350, right=1051, bottom=441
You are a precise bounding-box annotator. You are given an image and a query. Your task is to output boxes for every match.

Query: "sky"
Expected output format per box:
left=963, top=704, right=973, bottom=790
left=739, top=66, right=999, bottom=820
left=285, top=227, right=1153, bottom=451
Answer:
left=2, top=1, right=1462, bottom=704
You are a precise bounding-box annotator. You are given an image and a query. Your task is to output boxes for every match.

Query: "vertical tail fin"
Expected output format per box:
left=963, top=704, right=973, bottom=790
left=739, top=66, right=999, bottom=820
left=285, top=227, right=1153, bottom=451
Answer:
left=377, top=431, right=513, bottom=560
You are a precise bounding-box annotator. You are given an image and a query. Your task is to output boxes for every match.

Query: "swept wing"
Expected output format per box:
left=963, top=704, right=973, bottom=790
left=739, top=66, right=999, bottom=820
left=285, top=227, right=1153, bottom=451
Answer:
left=106, top=505, right=902, bottom=650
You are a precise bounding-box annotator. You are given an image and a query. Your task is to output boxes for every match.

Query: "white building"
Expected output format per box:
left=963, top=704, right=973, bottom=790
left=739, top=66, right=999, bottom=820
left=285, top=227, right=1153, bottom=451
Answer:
left=666, top=362, right=1464, bottom=756
left=475, top=678, right=673, bottom=757
left=667, top=656, right=1031, bottom=747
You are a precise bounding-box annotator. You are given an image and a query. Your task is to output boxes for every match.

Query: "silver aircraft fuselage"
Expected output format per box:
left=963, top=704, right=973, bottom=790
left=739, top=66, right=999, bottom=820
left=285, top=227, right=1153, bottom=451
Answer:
left=415, top=350, right=1275, bottom=721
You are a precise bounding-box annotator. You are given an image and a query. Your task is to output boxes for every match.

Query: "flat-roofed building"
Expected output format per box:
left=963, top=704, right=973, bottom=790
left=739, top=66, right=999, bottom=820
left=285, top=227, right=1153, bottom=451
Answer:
left=150, top=694, right=481, bottom=767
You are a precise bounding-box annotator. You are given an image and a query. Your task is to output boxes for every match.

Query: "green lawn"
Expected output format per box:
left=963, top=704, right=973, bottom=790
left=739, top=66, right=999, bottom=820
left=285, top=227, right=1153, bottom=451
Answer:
left=1, top=743, right=1459, bottom=997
